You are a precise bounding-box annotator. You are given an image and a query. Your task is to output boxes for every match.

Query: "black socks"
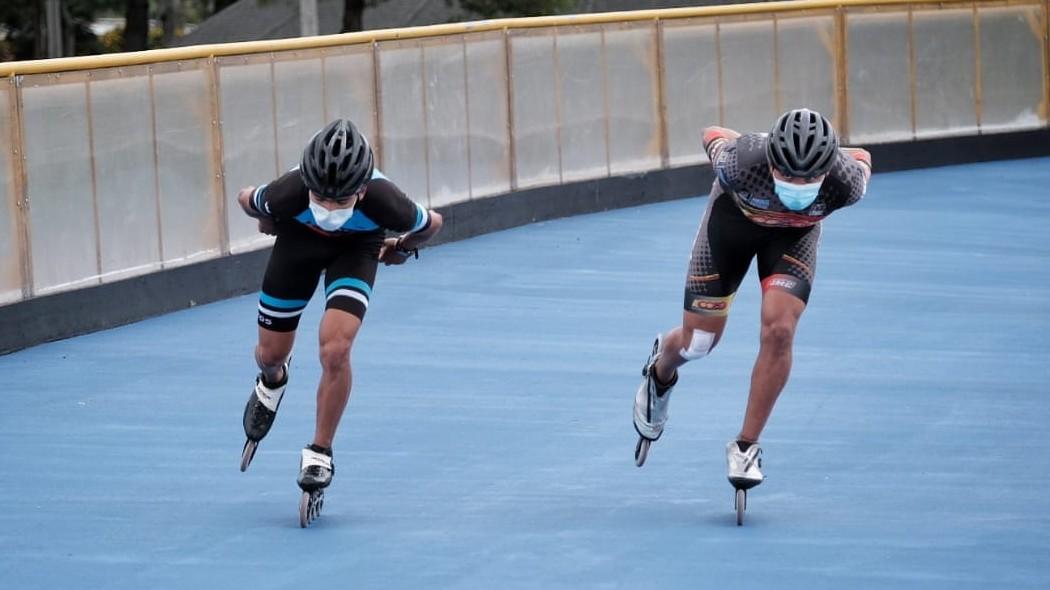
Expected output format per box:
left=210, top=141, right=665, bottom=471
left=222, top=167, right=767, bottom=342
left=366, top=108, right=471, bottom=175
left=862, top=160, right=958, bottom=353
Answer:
left=261, top=367, right=288, bottom=389
left=307, top=444, right=332, bottom=457
left=653, top=368, right=678, bottom=397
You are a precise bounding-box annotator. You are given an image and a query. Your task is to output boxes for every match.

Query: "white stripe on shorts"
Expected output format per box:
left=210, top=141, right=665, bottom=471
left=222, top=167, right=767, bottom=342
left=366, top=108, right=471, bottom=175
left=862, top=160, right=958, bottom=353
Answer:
left=257, top=304, right=304, bottom=319
left=325, top=288, right=369, bottom=308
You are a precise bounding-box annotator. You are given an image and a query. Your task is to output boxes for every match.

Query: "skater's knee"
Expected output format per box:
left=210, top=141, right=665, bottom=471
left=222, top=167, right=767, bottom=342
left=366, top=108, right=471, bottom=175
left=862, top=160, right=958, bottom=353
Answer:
left=678, top=328, right=716, bottom=362
left=318, top=336, right=352, bottom=372
left=760, top=319, right=795, bottom=352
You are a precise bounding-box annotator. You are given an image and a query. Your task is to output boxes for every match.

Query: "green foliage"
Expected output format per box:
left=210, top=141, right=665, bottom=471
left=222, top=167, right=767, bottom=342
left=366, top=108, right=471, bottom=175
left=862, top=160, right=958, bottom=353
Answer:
left=98, top=23, right=167, bottom=53
left=1, top=0, right=108, bottom=60
left=0, top=0, right=232, bottom=61
left=0, top=0, right=579, bottom=61
left=1, top=1, right=42, bottom=60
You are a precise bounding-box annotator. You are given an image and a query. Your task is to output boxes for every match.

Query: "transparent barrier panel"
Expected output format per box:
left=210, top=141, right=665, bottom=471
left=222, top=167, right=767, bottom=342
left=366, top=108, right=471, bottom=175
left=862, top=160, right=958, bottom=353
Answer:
left=979, top=4, right=1047, bottom=132
left=6, top=6, right=1045, bottom=308
left=323, top=47, right=377, bottom=142
left=218, top=58, right=278, bottom=253
left=22, top=76, right=99, bottom=295
left=556, top=28, right=608, bottom=182
left=914, top=8, right=978, bottom=138
left=464, top=34, right=511, bottom=198
left=662, top=21, right=719, bottom=166
left=776, top=15, right=837, bottom=125
left=152, top=62, right=222, bottom=266
left=847, top=11, right=913, bottom=143
left=510, top=32, right=561, bottom=189
left=88, top=69, right=162, bottom=282
left=605, top=24, right=661, bottom=175
left=423, top=40, right=471, bottom=207
left=720, top=19, right=776, bottom=133
left=274, top=54, right=325, bottom=171
left=0, top=84, right=22, bottom=304
left=378, top=41, right=429, bottom=204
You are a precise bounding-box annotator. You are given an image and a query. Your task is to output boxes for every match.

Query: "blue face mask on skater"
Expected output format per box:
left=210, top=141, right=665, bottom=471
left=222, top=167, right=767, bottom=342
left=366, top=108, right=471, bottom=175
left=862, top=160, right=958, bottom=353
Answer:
left=773, top=177, right=823, bottom=211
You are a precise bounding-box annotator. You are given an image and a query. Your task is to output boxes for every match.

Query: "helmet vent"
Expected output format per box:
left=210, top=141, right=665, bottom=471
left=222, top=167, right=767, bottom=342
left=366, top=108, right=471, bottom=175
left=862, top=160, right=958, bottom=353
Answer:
left=766, top=108, right=838, bottom=178
left=300, top=119, right=375, bottom=199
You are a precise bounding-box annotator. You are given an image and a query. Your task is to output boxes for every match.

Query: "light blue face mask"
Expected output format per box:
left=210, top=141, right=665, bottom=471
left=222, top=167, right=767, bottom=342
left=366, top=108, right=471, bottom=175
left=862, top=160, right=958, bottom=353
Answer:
left=773, top=177, right=823, bottom=211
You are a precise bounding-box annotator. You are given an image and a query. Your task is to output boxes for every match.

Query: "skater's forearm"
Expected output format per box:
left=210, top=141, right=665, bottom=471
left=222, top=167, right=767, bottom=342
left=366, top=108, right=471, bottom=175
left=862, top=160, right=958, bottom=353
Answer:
left=237, top=187, right=266, bottom=219
left=397, top=211, right=443, bottom=250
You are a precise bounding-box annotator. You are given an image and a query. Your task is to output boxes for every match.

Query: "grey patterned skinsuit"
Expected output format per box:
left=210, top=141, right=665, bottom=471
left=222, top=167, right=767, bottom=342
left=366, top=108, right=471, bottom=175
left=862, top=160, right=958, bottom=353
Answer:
left=685, top=132, right=870, bottom=314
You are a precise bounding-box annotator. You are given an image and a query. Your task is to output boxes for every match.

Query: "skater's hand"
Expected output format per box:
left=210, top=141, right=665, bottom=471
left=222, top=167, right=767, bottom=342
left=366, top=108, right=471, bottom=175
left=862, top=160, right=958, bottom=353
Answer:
left=238, top=186, right=261, bottom=217
left=258, top=217, right=277, bottom=236
left=842, top=147, right=872, bottom=168
left=841, top=147, right=872, bottom=186
left=378, top=237, right=416, bottom=266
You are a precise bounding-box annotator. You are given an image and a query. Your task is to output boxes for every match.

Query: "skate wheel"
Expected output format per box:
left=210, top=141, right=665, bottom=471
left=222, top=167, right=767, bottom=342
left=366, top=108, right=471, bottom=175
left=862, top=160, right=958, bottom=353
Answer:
left=299, top=492, right=310, bottom=528
left=240, top=439, right=258, bottom=472
left=735, top=488, right=746, bottom=526
left=635, top=437, right=651, bottom=467
left=299, top=490, right=324, bottom=528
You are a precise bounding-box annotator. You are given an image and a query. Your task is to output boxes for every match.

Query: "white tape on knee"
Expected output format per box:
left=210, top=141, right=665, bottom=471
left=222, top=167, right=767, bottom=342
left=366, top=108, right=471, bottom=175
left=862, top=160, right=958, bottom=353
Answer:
left=679, top=329, right=715, bottom=361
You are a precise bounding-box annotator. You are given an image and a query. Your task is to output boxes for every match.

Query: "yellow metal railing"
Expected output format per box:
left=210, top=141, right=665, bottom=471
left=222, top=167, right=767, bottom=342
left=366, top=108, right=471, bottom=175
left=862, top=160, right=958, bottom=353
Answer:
left=0, top=0, right=1046, bottom=306
left=0, top=0, right=977, bottom=76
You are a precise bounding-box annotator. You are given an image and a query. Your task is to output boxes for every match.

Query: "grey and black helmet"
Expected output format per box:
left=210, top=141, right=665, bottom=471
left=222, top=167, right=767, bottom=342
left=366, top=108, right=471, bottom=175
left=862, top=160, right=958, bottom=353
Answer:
left=766, top=108, right=839, bottom=179
left=300, top=119, right=374, bottom=199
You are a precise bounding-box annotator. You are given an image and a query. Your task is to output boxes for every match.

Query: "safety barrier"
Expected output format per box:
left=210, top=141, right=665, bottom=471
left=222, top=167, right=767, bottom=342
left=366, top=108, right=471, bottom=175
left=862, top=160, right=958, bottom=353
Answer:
left=0, top=0, right=1047, bottom=306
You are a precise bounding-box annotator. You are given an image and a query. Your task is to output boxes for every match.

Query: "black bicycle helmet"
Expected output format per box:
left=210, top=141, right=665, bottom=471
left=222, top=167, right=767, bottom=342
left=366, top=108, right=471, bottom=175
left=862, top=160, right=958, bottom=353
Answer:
left=300, top=119, right=374, bottom=199
left=766, top=108, right=839, bottom=179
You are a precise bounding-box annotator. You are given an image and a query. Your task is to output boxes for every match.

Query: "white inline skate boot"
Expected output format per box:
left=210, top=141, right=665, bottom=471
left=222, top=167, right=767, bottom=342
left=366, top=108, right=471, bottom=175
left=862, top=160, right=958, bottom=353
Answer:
left=632, top=334, right=678, bottom=467
left=727, top=440, right=764, bottom=525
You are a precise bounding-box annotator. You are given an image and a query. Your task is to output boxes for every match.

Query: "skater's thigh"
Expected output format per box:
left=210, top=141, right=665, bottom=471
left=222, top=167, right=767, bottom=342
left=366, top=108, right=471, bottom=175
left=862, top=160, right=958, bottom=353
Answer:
left=321, top=235, right=381, bottom=323
left=683, top=193, right=757, bottom=318
left=258, top=226, right=333, bottom=332
left=756, top=222, right=820, bottom=305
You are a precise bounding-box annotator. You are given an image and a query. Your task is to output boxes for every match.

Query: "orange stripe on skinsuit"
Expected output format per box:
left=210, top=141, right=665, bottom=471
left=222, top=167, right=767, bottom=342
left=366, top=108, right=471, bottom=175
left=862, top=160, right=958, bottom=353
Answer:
left=781, top=254, right=811, bottom=276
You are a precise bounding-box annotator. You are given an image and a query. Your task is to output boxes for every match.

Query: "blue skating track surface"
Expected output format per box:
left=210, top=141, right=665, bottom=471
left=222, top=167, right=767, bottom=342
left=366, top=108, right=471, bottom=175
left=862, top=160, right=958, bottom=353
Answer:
left=3, top=158, right=1049, bottom=589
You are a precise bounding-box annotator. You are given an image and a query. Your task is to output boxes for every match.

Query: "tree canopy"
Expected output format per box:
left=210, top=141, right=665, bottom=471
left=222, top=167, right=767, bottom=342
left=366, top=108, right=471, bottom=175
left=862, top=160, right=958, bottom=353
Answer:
left=1, top=0, right=581, bottom=61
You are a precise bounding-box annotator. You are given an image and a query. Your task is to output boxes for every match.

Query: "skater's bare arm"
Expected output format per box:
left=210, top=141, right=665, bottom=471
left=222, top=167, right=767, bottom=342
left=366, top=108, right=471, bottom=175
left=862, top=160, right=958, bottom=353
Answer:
left=238, top=186, right=278, bottom=235
left=701, top=127, right=740, bottom=161
left=702, top=126, right=740, bottom=144
left=395, top=211, right=443, bottom=250
left=841, top=147, right=873, bottom=181
left=378, top=211, right=444, bottom=266
left=238, top=187, right=263, bottom=218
